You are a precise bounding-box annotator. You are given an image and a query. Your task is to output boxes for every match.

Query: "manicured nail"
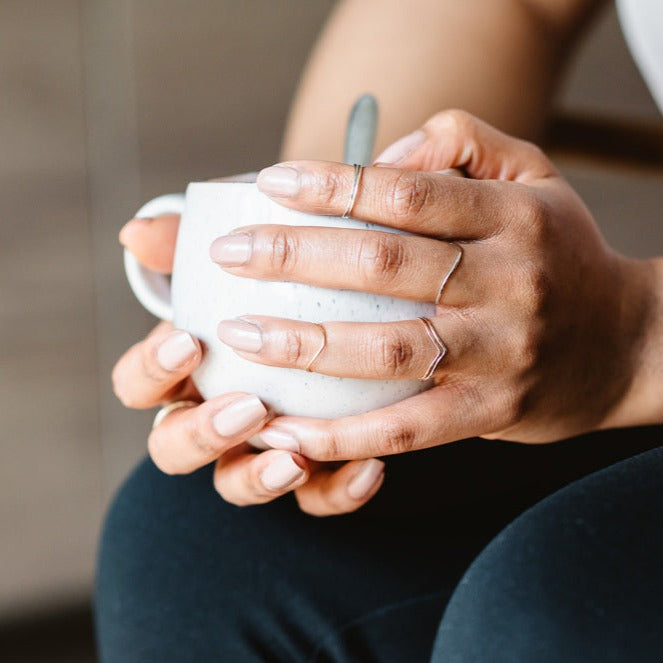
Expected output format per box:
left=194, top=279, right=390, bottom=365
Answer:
left=260, top=453, right=305, bottom=491
left=210, top=233, right=252, bottom=266
left=259, top=428, right=300, bottom=453
left=256, top=165, right=301, bottom=197
left=373, top=130, right=426, bottom=165
left=156, top=330, right=198, bottom=371
left=347, top=459, right=385, bottom=500
left=217, top=318, right=262, bottom=353
left=212, top=395, right=268, bottom=437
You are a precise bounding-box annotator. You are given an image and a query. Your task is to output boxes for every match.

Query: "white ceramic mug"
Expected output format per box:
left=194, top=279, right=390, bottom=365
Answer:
left=124, top=181, right=435, bottom=418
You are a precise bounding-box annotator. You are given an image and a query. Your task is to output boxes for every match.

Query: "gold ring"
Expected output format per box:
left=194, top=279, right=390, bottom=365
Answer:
left=152, top=400, right=199, bottom=429
left=342, top=164, right=365, bottom=218
left=305, top=323, right=328, bottom=372
left=435, top=243, right=463, bottom=304
left=417, top=317, right=448, bottom=381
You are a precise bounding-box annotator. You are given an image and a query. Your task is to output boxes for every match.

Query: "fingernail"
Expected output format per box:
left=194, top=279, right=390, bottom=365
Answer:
left=347, top=459, right=385, bottom=500
left=260, top=453, right=305, bottom=491
left=217, top=318, right=262, bottom=353
left=119, top=218, right=150, bottom=246
left=259, top=428, right=300, bottom=453
left=373, top=130, right=426, bottom=165
left=156, top=330, right=198, bottom=371
left=212, top=395, right=268, bottom=437
left=210, top=233, right=252, bottom=266
left=256, top=165, right=301, bottom=197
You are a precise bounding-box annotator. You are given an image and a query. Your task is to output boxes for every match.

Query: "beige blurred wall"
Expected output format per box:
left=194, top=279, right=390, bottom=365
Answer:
left=0, top=1, right=661, bottom=620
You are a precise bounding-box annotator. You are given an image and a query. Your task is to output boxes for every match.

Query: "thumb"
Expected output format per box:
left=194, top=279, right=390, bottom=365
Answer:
left=119, top=214, right=180, bottom=274
left=375, top=109, right=557, bottom=183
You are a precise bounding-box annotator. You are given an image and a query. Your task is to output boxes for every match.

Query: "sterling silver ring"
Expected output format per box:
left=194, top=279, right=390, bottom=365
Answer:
left=417, top=317, right=448, bottom=381
left=435, top=243, right=463, bottom=304
left=305, top=323, right=328, bottom=372
left=152, top=400, right=199, bottom=429
left=342, top=164, right=365, bottom=218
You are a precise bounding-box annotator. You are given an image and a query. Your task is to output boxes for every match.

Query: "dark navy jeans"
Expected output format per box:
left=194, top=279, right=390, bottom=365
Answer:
left=96, top=427, right=663, bottom=662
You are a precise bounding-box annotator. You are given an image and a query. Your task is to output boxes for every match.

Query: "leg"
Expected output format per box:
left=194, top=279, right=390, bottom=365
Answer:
left=430, top=446, right=663, bottom=663
left=95, top=455, right=473, bottom=663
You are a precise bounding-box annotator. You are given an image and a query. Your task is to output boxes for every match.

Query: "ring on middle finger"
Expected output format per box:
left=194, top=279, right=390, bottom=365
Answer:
left=435, top=242, right=463, bottom=304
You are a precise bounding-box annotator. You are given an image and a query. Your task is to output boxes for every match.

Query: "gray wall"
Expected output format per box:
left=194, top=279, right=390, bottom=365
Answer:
left=0, top=1, right=661, bottom=619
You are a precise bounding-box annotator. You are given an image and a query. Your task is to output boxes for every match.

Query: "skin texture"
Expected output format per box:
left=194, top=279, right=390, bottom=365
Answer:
left=113, top=0, right=663, bottom=516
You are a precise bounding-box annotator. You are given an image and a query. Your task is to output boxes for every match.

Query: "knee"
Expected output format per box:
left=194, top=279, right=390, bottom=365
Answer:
left=432, top=449, right=663, bottom=662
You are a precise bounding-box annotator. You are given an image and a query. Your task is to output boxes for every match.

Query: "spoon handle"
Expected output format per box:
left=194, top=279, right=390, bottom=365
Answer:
left=343, top=94, right=379, bottom=166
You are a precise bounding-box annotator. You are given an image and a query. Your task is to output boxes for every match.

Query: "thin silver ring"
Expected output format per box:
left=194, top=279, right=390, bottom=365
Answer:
left=342, top=164, right=365, bottom=218
left=152, top=400, right=199, bottom=429
left=435, top=243, right=463, bottom=304
left=417, top=317, right=448, bottom=381
left=305, top=323, right=328, bottom=372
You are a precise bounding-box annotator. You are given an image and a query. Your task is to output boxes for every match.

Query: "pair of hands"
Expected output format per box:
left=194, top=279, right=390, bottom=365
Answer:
left=113, top=110, right=654, bottom=516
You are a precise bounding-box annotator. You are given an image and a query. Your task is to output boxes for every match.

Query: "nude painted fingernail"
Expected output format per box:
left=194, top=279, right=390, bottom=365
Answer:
left=259, top=428, right=300, bottom=453
left=260, top=453, right=305, bottom=491
left=210, top=233, right=252, bottom=266
left=347, top=459, right=385, bottom=500
left=156, top=330, right=198, bottom=371
left=212, top=395, right=268, bottom=437
left=374, top=130, right=426, bottom=165
left=217, top=319, right=263, bottom=352
left=257, top=165, right=301, bottom=197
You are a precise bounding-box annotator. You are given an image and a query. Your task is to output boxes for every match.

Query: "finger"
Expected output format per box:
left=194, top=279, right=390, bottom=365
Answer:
left=118, top=175, right=257, bottom=273
left=375, top=109, right=558, bottom=182
left=258, top=379, right=507, bottom=462
left=217, top=314, right=475, bottom=381
left=112, top=322, right=202, bottom=409
left=211, top=225, right=472, bottom=305
left=213, top=446, right=309, bottom=506
left=294, top=458, right=385, bottom=517
left=119, top=214, right=180, bottom=274
left=148, top=392, right=270, bottom=475
left=256, top=160, right=506, bottom=239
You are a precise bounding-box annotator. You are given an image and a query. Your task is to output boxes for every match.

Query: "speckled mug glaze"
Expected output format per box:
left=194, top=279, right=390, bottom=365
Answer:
left=135, top=182, right=435, bottom=418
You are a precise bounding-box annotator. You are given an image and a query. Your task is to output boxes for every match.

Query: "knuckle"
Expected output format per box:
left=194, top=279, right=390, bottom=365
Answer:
left=375, top=331, right=415, bottom=377
left=388, top=171, right=433, bottom=221
left=376, top=417, right=418, bottom=455
left=266, top=228, right=299, bottom=274
left=358, top=233, right=407, bottom=285
left=515, top=191, right=550, bottom=235
left=429, top=109, right=473, bottom=135
left=320, top=170, right=346, bottom=206
left=515, top=261, right=552, bottom=321
left=281, top=327, right=305, bottom=365
left=295, top=492, right=331, bottom=517
left=315, top=425, right=342, bottom=462
left=212, top=471, right=235, bottom=503
left=147, top=430, right=178, bottom=475
left=111, top=373, right=144, bottom=409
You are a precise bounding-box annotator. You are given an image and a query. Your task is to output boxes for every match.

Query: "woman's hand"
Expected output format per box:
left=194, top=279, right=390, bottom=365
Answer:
left=210, top=110, right=660, bottom=461
left=114, top=211, right=385, bottom=516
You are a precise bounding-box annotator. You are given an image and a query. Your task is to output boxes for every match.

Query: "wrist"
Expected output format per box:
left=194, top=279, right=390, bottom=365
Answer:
left=602, top=256, right=663, bottom=429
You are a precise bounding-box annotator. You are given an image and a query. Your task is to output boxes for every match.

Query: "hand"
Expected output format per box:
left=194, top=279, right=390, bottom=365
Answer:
left=209, top=110, right=657, bottom=462
left=114, top=197, right=384, bottom=516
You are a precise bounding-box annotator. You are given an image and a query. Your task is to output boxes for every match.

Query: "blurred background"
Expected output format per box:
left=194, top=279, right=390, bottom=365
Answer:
left=1, top=1, right=662, bottom=661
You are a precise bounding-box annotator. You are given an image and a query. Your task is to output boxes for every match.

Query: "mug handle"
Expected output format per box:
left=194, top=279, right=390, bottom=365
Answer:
left=123, top=193, right=186, bottom=321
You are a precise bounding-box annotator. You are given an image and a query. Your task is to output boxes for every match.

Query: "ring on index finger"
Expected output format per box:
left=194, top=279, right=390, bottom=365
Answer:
left=152, top=400, right=198, bottom=429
